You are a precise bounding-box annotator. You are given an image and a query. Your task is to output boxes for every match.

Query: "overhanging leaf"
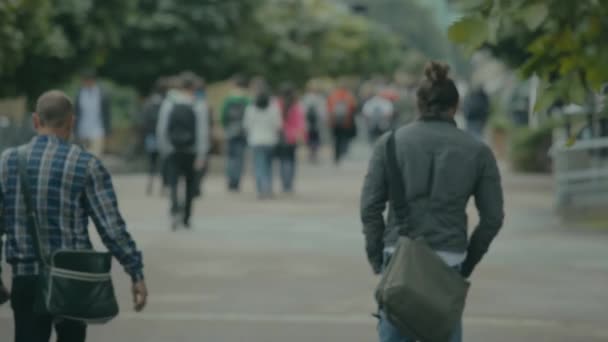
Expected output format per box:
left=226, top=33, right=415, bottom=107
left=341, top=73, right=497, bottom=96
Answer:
left=534, top=84, right=558, bottom=113
left=448, top=16, right=488, bottom=51
left=520, top=3, right=548, bottom=31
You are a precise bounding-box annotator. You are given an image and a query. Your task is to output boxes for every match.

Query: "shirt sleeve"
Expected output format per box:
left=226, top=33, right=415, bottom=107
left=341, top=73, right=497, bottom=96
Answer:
left=462, top=146, right=505, bottom=277
left=295, top=104, right=307, bottom=143
left=360, top=136, right=389, bottom=274
left=220, top=98, right=230, bottom=128
left=84, top=158, right=144, bottom=282
left=156, top=99, right=173, bottom=157
left=243, top=106, right=253, bottom=132
left=271, top=105, right=282, bottom=132
left=195, top=101, right=210, bottom=163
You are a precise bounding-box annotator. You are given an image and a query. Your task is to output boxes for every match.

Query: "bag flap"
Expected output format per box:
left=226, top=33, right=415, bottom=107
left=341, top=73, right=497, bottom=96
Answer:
left=52, top=250, right=112, bottom=274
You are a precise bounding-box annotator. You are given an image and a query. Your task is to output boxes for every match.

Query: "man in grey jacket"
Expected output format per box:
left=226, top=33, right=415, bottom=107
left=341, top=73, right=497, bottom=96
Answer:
left=361, top=61, right=504, bottom=342
left=157, top=72, right=210, bottom=230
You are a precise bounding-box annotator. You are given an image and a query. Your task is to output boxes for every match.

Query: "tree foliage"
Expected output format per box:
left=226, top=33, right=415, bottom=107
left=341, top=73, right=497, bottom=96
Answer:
left=0, top=0, right=132, bottom=99
left=1, top=0, right=405, bottom=98
left=449, top=0, right=608, bottom=111
left=102, top=0, right=403, bottom=92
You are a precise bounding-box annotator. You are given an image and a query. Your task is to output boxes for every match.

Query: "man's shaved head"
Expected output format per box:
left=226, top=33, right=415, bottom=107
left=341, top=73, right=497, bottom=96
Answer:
left=35, top=90, right=74, bottom=128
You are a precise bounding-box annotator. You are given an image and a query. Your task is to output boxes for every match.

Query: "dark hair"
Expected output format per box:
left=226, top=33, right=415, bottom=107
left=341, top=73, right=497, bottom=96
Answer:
left=81, top=69, right=96, bottom=80
left=179, top=71, right=199, bottom=90
left=255, top=91, right=271, bottom=109
left=153, top=77, right=169, bottom=95
left=279, top=82, right=297, bottom=117
left=232, top=74, right=248, bottom=89
left=36, top=90, right=74, bottom=128
left=416, top=61, right=459, bottom=118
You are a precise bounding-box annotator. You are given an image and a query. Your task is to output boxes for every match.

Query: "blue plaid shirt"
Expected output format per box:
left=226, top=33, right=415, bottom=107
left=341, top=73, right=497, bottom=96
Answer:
left=0, top=135, right=144, bottom=281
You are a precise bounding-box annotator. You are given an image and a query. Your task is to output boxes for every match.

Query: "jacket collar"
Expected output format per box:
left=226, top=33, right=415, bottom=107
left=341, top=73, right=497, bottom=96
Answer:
left=418, top=116, right=457, bottom=126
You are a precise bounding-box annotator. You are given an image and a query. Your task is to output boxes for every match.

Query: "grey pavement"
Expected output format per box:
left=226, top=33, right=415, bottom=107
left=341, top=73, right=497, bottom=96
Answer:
left=1, top=144, right=608, bottom=341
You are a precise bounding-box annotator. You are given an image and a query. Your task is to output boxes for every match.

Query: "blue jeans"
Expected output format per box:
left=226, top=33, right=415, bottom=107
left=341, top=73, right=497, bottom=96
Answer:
left=252, top=145, right=274, bottom=196
left=378, top=251, right=463, bottom=342
left=277, top=144, right=296, bottom=192
left=226, top=138, right=246, bottom=190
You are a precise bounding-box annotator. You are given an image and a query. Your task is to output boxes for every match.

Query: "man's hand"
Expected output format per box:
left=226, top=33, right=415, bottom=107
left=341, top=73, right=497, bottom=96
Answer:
left=0, top=281, right=10, bottom=306
left=132, top=280, right=148, bottom=312
left=194, top=159, right=206, bottom=171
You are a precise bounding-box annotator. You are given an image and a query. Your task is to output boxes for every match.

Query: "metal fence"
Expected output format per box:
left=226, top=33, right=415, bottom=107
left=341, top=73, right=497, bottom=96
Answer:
left=552, top=135, right=608, bottom=209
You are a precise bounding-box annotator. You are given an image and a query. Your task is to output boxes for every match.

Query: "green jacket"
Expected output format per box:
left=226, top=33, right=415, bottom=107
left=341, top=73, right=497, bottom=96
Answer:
left=221, top=93, right=250, bottom=140
left=360, top=118, right=504, bottom=276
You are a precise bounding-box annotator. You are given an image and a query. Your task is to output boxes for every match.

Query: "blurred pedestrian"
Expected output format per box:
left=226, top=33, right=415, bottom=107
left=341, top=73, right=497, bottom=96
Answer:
left=463, top=86, right=490, bottom=141
left=140, top=77, right=168, bottom=195
left=361, top=62, right=504, bottom=342
left=244, top=87, right=282, bottom=199
left=327, top=83, right=357, bottom=165
left=0, top=90, right=147, bottom=342
left=362, top=90, right=395, bottom=143
left=301, top=81, right=327, bottom=163
left=157, top=72, right=210, bottom=230
left=277, top=84, right=306, bottom=194
left=74, top=70, right=111, bottom=157
left=221, top=75, right=250, bottom=192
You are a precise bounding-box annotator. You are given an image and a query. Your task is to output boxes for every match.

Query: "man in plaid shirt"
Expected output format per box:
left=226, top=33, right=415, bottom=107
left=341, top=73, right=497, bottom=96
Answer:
left=0, top=90, right=147, bottom=342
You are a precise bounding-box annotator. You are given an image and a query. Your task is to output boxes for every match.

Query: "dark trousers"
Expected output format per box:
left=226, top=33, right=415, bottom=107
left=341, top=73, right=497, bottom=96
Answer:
left=333, top=127, right=350, bottom=164
left=146, top=151, right=159, bottom=194
left=11, top=276, right=87, bottom=342
left=167, top=152, right=196, bottom=223
left=307, top=130, right=320, bottom=162
left=226, top=138, right=247, bottom=190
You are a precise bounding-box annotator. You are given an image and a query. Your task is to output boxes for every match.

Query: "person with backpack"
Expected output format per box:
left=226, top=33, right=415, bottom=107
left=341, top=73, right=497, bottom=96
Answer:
left=301, top=82, right=327, bottom=163
left=277, top=84, right=307, bottom=194
left=361, top=62, right=504, bottom=342
left=362, top=91, right=395, bottom=144
left=327, top=84, right=357, bottom=165
left=244, top=87, right=282, bottom=199
left=463, top=86, right=491, bottom=141
left=221, top=75, right=251, bottom=192
left=157, top=72, right=210, bottom=230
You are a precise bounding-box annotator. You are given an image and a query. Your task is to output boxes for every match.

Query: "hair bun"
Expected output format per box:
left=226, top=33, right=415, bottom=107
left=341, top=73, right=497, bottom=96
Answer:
left=424, top=61, right=450, bottom=83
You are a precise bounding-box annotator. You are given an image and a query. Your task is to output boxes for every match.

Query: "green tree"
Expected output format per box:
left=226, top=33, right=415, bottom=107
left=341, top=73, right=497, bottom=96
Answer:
left=1, top=0, right=132, bottom=100
left=102, top=0, right=403, bottom=92
left=100, top=0, right=258, bottom=93
left=449, top=0, right=608, bottom=111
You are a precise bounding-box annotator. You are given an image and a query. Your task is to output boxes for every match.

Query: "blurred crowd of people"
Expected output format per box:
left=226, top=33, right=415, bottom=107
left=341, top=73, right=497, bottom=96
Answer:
left=133, top=71, right=412, bottom=226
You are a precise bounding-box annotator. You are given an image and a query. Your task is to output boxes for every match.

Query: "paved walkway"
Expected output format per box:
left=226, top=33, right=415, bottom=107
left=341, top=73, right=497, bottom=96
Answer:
left=1, top=145, right=607, bottom=341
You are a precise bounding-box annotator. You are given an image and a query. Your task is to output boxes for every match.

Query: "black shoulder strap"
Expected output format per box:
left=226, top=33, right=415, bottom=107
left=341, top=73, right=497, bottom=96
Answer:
left=17, top=146, right=45, bottom=264
left=385, top=132, right=409, bottom=232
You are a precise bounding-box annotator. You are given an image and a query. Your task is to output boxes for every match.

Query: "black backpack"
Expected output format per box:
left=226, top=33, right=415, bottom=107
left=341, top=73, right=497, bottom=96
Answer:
left=224, top=99, right=248, bottom=139
left=168, top=103, right=197, bottom=151
left=306, top=106, right=319, bottom=131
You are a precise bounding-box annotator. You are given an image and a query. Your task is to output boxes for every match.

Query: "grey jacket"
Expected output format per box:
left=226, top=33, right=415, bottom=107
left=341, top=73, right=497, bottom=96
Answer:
left=360, top=118, right=504, bottom=275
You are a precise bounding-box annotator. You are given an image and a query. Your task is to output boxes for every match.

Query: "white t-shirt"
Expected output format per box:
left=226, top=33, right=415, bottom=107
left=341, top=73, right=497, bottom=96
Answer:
left=78, top=86, right=105, bottom=139
left=243, top=103, right=282, bottom=147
